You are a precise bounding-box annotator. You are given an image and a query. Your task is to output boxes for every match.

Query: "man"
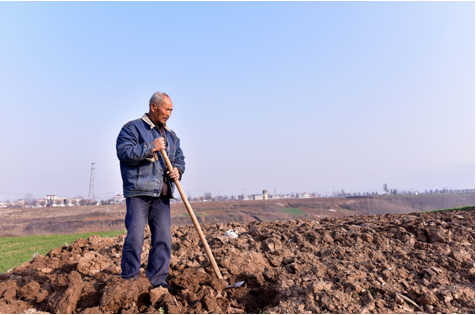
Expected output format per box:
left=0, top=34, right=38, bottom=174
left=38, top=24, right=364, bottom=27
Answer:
left=116, top=92, right=185, bottom=293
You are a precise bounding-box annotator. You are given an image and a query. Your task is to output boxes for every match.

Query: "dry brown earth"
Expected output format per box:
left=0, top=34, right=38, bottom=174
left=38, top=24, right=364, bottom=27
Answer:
left=0, top=210, right=474, bottom=314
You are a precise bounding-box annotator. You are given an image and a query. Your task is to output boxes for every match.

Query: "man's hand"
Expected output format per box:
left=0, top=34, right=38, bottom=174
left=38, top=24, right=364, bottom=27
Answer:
left=152, top=137, right=166, bottom=152
left=167, top=167, right=181, bottom=181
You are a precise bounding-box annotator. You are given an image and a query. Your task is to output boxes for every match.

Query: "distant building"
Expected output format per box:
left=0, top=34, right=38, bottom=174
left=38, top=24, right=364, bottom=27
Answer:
left=37, top=198, right=46, bottom=207
left=65, top=198, right=81, bottom=207
left=263, top=190, right=268, bottom=200
left=45, top=194, right=57, bottom=206
left=113, top=194, right=124, bottom=204
left=45, top=194, right=72, bottom=207
left=52, top=199, right=66, bottom=207
left=253, top=194, right=263, bottom=200
left=272, top=194, right=289, bottom=199
left=16, top=200, right=25, bottom=207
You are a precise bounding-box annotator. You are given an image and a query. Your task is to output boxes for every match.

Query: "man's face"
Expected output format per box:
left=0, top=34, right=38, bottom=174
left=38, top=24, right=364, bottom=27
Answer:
left=150, top=96, right=173, bottom=125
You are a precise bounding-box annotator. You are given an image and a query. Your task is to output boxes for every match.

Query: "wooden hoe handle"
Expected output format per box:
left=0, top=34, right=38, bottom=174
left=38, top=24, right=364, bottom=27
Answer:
left=160, top=149, right=223, bottom=280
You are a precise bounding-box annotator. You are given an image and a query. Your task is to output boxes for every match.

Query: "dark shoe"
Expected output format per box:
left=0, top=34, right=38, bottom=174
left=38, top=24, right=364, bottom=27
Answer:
left=155, top=283, right=177, bottom=295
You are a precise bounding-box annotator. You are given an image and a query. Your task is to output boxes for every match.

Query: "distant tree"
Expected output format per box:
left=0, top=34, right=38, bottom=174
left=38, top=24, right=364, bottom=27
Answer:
left=383, top=183, right=389, bottom=194
left=204, top=192, right=212, bottom=200
left=24, top=192, right=36, bottom=206
left=37, top=199, right=46, bottom=207
left=217, top=195, right=228, bottom=201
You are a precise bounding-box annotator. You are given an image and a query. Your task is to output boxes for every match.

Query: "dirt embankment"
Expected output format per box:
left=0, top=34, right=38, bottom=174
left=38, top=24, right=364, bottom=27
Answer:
left=1, top=194, right=473, bottom=237
left=0, top=210, right=474, bottom=314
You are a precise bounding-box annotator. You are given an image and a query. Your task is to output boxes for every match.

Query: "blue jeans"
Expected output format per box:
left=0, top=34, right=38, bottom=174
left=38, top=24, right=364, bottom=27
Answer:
left=120, top=195, right=171, bottom=287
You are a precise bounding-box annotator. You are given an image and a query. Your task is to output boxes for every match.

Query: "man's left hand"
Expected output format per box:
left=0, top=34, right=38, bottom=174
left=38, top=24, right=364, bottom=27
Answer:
left=167, top=167, right=180, bottom=181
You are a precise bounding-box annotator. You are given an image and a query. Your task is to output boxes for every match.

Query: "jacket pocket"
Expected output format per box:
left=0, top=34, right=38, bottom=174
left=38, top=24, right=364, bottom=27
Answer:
left=136, top=164, right=152, bottom=191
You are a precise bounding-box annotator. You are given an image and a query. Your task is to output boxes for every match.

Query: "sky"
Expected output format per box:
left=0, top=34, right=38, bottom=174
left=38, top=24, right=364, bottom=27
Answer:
left=0, top=1, right=474, bottom=201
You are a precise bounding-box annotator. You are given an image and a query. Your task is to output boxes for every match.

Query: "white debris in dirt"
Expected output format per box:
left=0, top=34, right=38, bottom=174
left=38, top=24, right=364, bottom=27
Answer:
left=224, top=229, right=238, bottom=238
left=21, top=309, right=50, bottom=314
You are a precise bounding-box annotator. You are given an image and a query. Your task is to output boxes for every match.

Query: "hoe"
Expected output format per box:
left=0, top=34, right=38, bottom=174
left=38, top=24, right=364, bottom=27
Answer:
left=161, top=149, right=244, bottom=289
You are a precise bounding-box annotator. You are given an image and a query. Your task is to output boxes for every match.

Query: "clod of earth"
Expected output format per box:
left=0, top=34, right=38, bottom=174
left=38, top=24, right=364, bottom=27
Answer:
left=0, top=211, right=474, bottom=314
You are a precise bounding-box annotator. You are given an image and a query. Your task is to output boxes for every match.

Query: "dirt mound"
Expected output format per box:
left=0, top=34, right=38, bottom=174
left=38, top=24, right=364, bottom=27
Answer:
left=0, top=211, right=474, bottom=314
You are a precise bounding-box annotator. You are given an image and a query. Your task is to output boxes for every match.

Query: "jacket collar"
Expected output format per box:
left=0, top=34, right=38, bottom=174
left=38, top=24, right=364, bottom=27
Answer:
left=142, top=113, right=171, bottom=131
left=142, top=114, right=156, bottom=129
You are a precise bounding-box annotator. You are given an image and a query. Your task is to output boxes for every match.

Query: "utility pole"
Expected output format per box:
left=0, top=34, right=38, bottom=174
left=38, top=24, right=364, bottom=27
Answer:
left=88, top=162, right=96, bottom=202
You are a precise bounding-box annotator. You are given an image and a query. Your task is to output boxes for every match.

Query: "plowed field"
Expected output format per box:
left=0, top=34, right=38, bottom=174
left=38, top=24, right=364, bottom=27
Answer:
left=0, top=210, right=474, bottom=314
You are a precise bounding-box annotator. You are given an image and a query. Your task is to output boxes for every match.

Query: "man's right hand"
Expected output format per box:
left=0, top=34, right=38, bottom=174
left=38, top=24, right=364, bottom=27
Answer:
left=153, top=137, right=166, bottom=152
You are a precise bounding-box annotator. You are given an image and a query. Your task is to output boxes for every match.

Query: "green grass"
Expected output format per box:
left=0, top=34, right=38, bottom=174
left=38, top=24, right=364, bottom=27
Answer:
left=279, top=207, right=306, bottom=216
left=181, top=212, right=209, bottom=216
left=425, top=205, right=475, bottom=213
left=0, top=230, right=125, bottom=274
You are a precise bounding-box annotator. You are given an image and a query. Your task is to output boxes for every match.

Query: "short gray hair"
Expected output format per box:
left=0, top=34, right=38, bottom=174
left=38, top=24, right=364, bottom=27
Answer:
left=149, top=92, right=170, bottom=108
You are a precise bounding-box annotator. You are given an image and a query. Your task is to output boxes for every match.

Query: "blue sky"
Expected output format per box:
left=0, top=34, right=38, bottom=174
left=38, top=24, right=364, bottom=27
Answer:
left=0, top=1, right=474, bottom=201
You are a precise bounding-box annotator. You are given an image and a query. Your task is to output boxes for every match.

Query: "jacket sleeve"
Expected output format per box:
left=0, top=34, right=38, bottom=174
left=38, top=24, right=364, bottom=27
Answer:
left=116, top=124, right=155, bottom=165
left=172, top=138, right=185, bottom=178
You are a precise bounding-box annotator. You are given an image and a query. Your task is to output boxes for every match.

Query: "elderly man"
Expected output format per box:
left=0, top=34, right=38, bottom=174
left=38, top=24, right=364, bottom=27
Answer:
left=116, top=92, right=185, bottom=293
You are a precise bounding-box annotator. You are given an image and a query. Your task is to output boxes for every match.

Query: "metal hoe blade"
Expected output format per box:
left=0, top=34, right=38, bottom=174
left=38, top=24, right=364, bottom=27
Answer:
left=225, top=281, right=244, bottom=289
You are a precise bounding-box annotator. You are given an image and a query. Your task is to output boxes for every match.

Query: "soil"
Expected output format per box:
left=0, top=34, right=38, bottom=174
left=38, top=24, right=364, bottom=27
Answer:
left=0, top=210, right=474, bottom=314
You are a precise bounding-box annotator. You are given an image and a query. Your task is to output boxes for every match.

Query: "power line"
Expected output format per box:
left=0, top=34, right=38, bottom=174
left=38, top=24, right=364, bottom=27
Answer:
left=0, top=191, right=24, bottom=195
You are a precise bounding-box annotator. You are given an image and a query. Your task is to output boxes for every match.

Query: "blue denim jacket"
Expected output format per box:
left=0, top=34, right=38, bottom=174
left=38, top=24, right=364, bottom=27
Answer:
left=116, top=114, right=185, bottom=198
